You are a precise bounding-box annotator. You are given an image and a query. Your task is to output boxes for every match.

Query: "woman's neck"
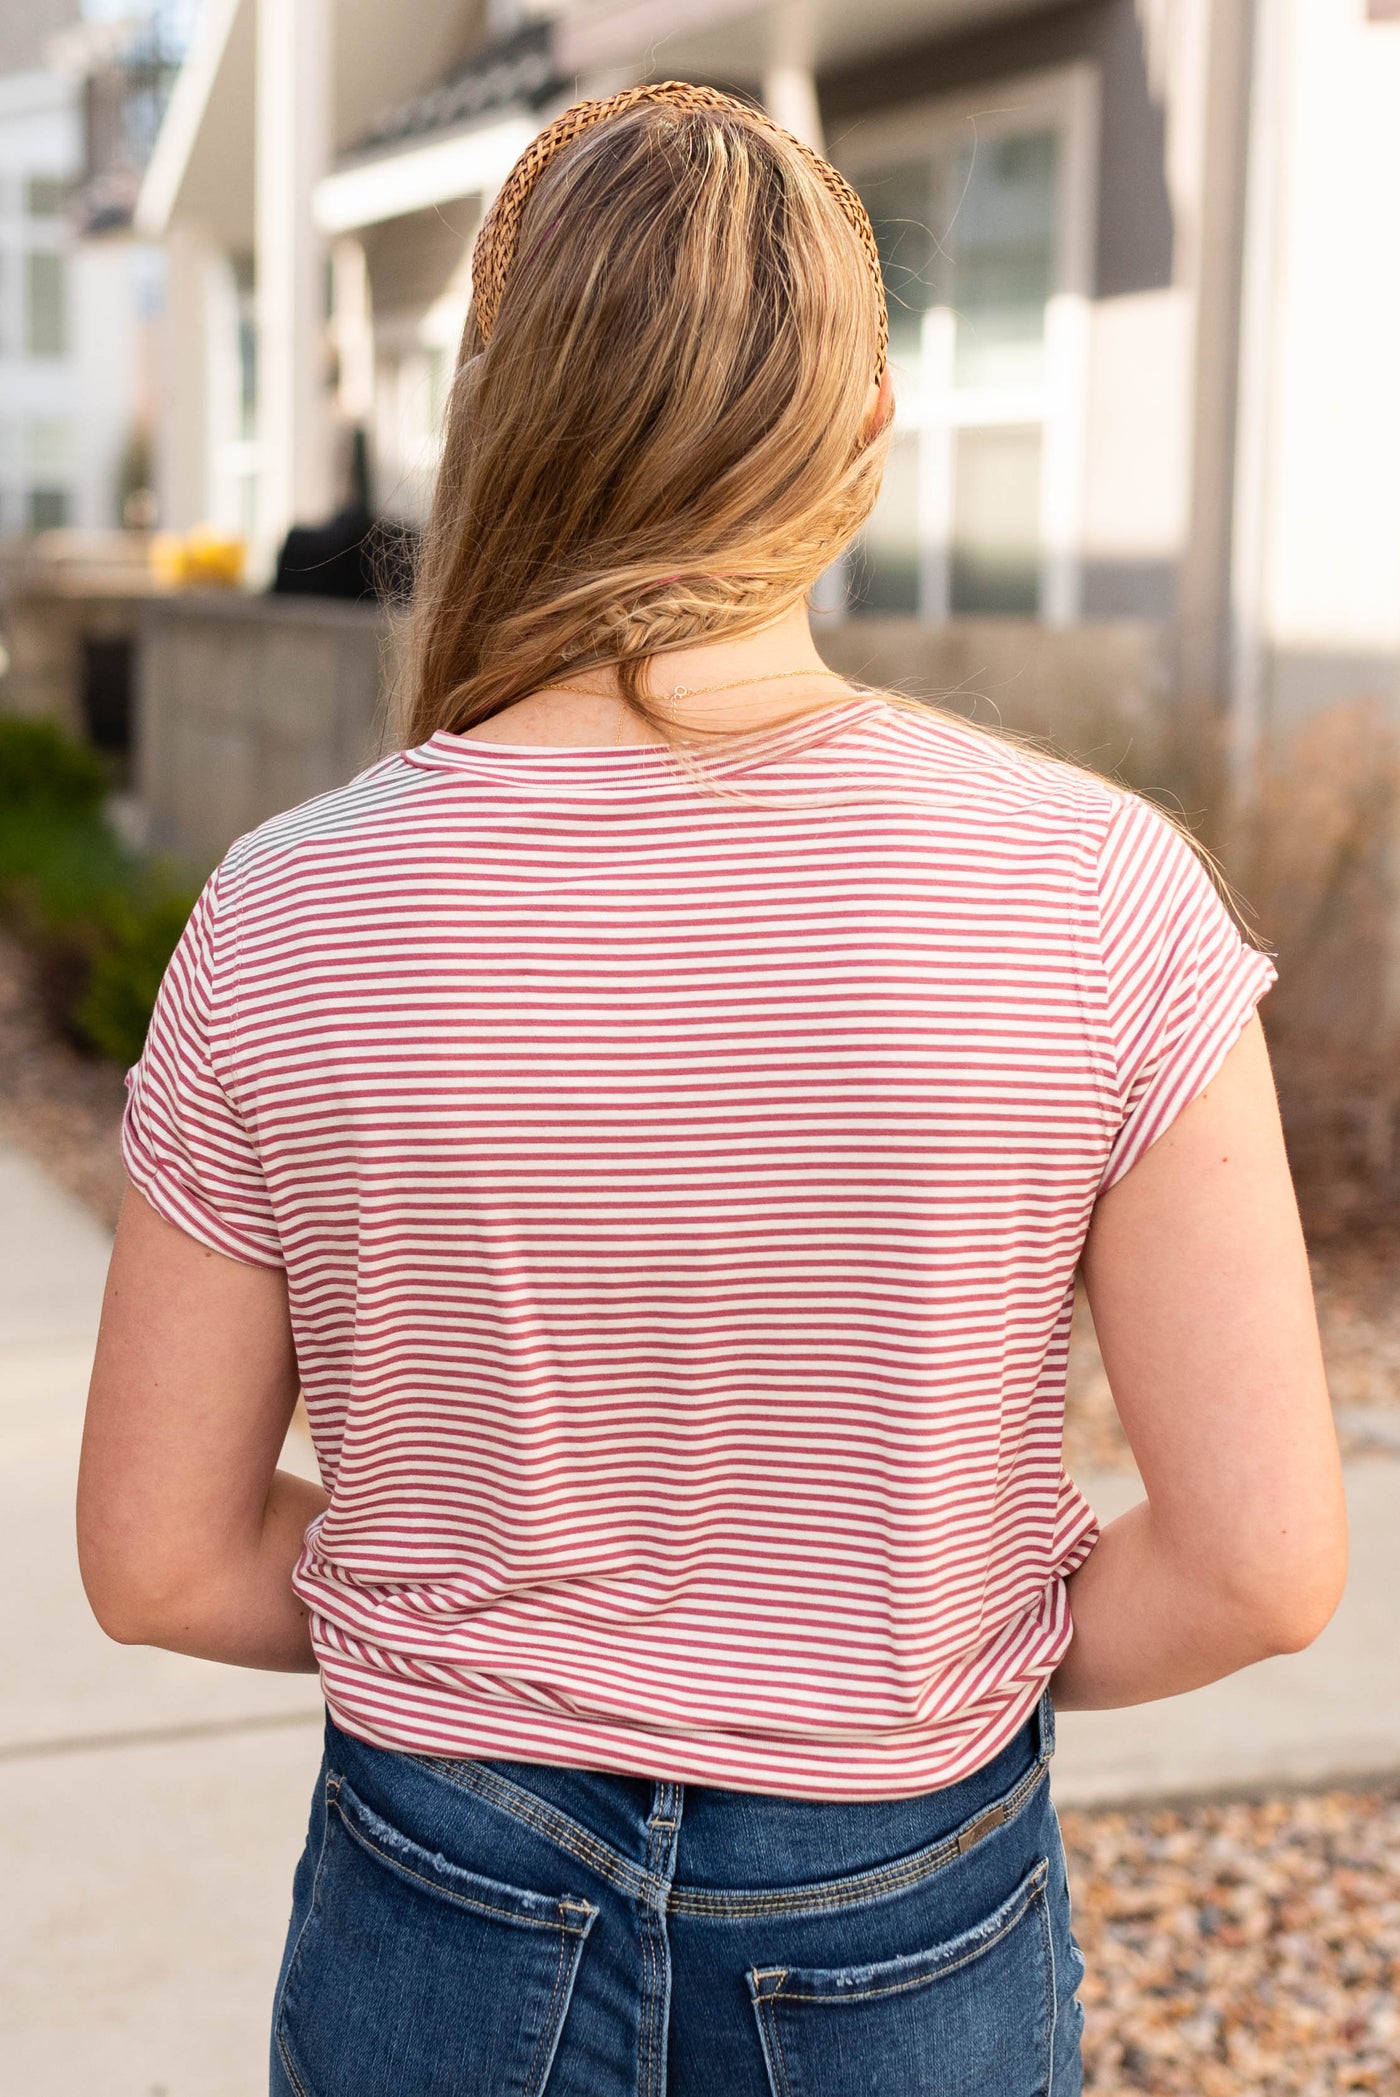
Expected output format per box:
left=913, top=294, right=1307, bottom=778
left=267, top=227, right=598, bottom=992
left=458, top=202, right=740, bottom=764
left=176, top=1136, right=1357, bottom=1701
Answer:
left=459, top=601, right=851, bottom=748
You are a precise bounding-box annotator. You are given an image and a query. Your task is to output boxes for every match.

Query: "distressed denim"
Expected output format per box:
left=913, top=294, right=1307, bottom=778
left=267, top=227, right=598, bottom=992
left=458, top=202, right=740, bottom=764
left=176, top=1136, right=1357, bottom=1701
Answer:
left=269, top=1687, right=1086, bottom=2096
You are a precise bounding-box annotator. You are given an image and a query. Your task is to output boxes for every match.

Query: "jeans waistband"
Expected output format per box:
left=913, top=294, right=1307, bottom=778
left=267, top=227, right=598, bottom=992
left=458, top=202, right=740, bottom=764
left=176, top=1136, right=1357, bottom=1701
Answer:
left=325, top=1684, right=1057, bottom=1915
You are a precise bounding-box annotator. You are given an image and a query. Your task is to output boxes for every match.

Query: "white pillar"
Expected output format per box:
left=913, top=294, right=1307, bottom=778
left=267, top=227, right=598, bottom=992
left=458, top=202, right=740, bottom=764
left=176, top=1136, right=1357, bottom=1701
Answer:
left=330, top=236, right=374, bottom=426
left=154, top=225, right=213, bottom=532
left=204, top=249, right=250, bottom=536
left=1227, top=0, right=1290, bottom=814
left=763, top=0, right=823, bottom=151
left=255, top=0, right=333, bottom=565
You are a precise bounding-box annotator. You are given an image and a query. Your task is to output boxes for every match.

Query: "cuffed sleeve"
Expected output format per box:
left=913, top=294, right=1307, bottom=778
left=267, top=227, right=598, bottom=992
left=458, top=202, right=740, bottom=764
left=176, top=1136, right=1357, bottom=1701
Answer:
left=121, top=861, right=284, bottom=1268
left=1095, top=791, right=1278, bottom=1195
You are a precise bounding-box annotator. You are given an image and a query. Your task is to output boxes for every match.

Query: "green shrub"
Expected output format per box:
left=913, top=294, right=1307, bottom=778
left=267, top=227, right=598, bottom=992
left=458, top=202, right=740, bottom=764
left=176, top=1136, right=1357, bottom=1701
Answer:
left=0, top=719, right=201, bottom=1065
left=0, top=804, right=133, bottom=929
left=75, top=885, right=201, bottom=1066
left=0, top=717, right=109, bottom=817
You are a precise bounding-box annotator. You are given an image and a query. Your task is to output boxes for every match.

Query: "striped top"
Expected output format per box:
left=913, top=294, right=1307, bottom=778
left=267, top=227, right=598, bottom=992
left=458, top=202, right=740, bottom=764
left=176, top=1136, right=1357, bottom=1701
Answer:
left=122, top=693, right=1277, bottom=1800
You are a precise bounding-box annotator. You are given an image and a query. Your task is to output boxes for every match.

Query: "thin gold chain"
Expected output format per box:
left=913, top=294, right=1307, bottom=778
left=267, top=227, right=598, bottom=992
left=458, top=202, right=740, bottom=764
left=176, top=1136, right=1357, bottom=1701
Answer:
left=537, top=667, right=851, bottom=704
left=530, top=667, right=854, bottom=749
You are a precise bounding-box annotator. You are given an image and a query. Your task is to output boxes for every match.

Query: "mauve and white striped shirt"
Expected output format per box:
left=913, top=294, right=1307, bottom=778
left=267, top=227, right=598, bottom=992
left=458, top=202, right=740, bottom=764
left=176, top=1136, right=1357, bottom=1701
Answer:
left=122, top=693, right=1277, bottom=1799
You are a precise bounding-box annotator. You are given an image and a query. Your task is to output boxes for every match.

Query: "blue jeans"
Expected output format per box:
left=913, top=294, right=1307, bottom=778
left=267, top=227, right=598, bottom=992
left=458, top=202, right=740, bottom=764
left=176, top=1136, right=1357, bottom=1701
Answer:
left=270, top=1688, right=1085, bottom=2095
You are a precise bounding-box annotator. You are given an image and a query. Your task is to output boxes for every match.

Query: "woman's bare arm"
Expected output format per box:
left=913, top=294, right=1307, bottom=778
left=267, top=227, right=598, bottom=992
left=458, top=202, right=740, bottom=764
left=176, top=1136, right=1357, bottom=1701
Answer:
left=76, top=1185, right=328, bottom=1671
left=1051, top=1011, right=1348, bottom=1710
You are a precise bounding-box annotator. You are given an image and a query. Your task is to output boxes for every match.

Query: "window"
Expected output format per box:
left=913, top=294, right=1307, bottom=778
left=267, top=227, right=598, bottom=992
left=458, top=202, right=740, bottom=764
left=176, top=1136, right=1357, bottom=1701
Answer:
left=28, top=488, right=70, bottom=530
left=25, top=417, right=72, bottom=527
left=841, top=68, right=1097, bottom=622
left=26, top=175, right=74, bottom=219
left=25, top=251, right=68, bottom=357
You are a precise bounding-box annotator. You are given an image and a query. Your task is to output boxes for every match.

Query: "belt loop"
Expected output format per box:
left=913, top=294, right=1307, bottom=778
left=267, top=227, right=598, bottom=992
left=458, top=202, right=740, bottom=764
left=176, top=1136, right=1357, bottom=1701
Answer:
left=1036, top=1684, right=1056, bottom=1763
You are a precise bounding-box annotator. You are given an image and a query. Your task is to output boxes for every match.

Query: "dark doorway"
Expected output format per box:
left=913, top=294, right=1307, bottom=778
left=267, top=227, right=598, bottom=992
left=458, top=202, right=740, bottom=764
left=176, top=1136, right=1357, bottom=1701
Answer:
left=80, top=634, right=134, bottom=782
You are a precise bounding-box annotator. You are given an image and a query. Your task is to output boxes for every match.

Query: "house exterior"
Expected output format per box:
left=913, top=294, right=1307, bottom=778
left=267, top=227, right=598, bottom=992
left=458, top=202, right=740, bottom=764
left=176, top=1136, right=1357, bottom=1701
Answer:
left=0, top=2, right=154, bottom=539
left=134, top=0, right=1400, bottom=797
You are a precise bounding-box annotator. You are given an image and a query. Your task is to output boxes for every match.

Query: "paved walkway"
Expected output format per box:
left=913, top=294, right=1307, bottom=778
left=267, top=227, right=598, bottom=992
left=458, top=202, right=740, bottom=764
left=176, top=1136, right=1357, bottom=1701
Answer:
left=2, top=1144, right=1397, bottom=2093
left=1, top=1150, right=323, bottom=2097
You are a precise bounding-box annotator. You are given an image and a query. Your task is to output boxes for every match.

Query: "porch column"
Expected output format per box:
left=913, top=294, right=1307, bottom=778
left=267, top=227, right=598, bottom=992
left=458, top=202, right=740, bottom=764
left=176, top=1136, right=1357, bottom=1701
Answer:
left=154, top=224, right=214, bottom=532
left=255, top=0, right=333, bottom=570
left=330, top=236, right=374, bottom=428
left=763, top=1, right=823, bottom=151
left=1174, top=0, right=1256, bottom=718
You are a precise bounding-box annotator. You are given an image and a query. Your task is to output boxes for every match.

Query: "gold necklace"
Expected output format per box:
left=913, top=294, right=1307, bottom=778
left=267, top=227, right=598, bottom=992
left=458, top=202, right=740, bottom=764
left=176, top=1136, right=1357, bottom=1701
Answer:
left=533, top=667, right=853, bottom=747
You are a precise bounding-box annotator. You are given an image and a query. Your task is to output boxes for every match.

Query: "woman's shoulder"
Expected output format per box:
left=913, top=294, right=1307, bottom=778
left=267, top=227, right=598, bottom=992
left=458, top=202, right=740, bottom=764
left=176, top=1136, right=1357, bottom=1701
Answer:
left=218, top=748, right=424, bottom=888
left=861, top=693, right=1131, bottom=833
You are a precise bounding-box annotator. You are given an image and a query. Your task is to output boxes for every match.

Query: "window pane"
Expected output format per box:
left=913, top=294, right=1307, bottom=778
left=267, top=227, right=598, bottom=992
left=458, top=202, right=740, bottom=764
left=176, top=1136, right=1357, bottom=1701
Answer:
left=26, top=176, right=73, bottom=218
left=26, top=417, right=71, bottom=474
left=26, top=251, right=67, bottom=357
left=28, top=487, right=70, bottom=530
left=854, top=160, right=939, bottom=377
left=949, top=130, right=1058, bottom=388
left=950, top=426, right=1041, bottom=615
left=852, top=428, right=921, bottom=616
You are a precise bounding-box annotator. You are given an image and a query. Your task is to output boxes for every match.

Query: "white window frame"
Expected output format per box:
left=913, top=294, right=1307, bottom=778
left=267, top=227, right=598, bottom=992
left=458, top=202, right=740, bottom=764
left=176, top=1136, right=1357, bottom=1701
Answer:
left=835, top=62, right=1099, bottom=624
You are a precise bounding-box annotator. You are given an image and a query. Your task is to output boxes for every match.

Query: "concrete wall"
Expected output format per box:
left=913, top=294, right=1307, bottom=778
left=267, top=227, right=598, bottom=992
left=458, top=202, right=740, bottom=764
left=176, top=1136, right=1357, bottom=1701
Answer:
left=0, top=538, right=164, bottom=761
left=136, top=593, right=403, bottom=870
left=819, top=615, right=1171, bottom=782
left=133, top=598, right=1169, bottom=869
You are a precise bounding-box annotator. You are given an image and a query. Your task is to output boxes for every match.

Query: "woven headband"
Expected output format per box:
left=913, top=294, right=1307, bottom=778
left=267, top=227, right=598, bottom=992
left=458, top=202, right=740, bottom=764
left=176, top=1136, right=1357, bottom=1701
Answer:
left=470, top=80, right=889, bottom=385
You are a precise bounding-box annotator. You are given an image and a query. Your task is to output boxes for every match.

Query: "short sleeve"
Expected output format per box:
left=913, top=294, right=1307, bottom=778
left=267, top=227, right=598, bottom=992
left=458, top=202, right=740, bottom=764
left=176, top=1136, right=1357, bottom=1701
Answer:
left=1095, top=791, right=1278, bottom=1194
left=121, top=861, right=284, bottom=1268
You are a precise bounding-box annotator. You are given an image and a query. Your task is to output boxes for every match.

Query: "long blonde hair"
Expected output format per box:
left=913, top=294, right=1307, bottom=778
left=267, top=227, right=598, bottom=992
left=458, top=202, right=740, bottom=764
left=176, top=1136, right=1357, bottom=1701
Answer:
left=401, top=87, right=889, bottom=750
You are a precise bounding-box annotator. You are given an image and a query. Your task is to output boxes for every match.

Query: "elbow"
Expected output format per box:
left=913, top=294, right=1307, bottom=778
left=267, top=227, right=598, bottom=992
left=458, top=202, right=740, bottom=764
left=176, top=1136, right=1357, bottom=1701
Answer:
left=1231, top=1544, right=1349, bottom=1657
left=90, top=1603, right=159, bottom=1648
left=1164, top=1484, right=1350, bottom=1661
left=80, top=1568, right=168, bottom=1648
left=77, top=1540, right=193, bottom=1650
left=1256, top=1577, right=1347, bottom=1655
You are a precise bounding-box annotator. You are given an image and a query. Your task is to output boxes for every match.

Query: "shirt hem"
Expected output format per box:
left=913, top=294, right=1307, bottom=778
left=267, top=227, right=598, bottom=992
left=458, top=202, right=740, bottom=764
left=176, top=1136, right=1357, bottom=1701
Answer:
left=311, top=1654, right=1060, bottom=1804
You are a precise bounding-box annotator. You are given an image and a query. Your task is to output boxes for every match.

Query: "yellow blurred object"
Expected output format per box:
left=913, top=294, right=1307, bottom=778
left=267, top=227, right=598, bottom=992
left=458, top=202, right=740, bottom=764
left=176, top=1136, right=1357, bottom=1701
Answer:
left=149, top=528, right=246, bottom=589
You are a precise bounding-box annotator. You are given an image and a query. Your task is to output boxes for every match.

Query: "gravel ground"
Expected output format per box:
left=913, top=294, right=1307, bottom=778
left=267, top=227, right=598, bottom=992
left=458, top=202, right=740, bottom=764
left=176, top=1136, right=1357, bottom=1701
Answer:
left=0, top=929, right=128, bottom=1228
left=1061, top=1784, right=1400, bottom=2093
left=4, top=923, right=1398, bottom=2092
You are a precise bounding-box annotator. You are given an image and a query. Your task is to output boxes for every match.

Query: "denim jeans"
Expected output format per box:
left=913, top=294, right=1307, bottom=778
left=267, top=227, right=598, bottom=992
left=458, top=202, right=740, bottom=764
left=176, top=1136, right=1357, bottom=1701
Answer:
left=269, top=1687, right=1086, bottom=2096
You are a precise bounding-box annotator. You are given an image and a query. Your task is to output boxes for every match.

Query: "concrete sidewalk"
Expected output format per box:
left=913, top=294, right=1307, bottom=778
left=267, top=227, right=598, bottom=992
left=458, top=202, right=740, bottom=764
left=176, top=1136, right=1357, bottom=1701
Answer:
left=2, top=1143, right=1397, bottom=2094
left=1, top=1149, right=324, bottom=2097
left=1050, top=1458, right=1400, bottom=1809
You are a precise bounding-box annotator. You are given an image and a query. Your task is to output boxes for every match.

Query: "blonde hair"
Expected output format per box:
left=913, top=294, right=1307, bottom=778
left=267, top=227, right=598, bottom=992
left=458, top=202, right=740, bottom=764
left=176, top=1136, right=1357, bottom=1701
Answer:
left=401, top=84, right=889, bottom=751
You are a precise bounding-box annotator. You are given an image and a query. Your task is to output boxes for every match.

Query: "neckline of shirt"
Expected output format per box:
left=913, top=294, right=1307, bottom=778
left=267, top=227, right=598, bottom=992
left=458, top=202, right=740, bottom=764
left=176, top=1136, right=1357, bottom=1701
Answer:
left=406, top=692, right=892, bottom=789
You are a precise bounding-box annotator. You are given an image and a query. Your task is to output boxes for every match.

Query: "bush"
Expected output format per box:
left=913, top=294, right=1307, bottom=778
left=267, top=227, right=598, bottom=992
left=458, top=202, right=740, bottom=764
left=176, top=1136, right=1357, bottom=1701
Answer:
left=0, top=717, right=109, bottom=818
left=1229, top=697, right=1400, bottom=1237
left=1115, top=694, right=1400, bottom=1239
left=76, top=887, right=202, bottom=1066
left=0, top=718, right=202, bottom=1068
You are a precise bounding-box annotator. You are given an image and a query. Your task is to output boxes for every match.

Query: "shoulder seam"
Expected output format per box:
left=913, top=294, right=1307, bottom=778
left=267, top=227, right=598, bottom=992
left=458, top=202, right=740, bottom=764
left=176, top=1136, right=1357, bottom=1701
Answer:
left=1078, top=784, right=1137, bottom=1120
left=203, top=851, right=253, bottom=1129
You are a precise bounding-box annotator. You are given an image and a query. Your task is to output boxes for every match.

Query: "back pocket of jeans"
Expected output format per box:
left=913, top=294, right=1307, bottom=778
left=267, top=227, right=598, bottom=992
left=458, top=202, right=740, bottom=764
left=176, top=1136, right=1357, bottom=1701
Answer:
left=274, top=1772, right=597, bottom=2097
left=747, top=1855, right=1054, bottom=2097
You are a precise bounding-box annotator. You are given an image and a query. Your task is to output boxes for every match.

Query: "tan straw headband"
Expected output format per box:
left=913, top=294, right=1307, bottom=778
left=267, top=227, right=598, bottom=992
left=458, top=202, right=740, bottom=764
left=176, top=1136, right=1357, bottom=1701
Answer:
left=470, top=80, right=889, bottom=385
